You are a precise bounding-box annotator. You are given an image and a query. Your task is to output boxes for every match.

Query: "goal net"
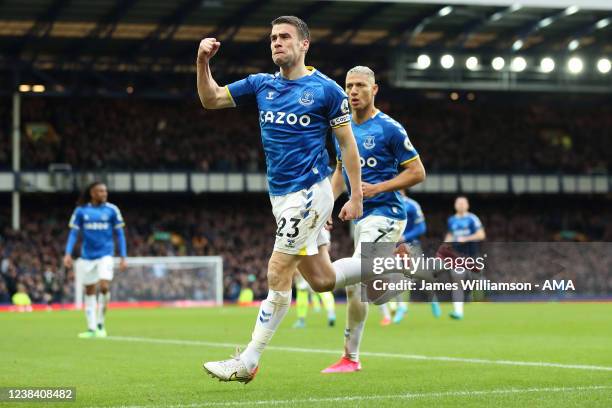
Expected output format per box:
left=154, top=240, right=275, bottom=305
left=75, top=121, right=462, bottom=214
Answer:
left=75, top=256, right=223, bottom=309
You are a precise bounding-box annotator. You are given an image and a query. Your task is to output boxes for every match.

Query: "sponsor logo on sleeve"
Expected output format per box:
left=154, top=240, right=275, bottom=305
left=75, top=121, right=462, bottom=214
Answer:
left=330, top=114, right=351, bottom=127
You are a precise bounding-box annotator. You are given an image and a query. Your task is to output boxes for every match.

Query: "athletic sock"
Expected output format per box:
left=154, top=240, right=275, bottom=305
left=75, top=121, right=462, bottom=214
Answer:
left=332, top=258, right=362, bottom=290
left=97, top=292, right=110, bottom=329
left=310, top=292, right=322, bottom=311
left=453, top=301, right=464, bottom=315
left=344, top=284, right=368, bottom=362
left=320, top=292, right=335, bottom=320
left=295, top=289, right=309, bottom=319
left=240, top=289, right=291, bottom=371
left=379, top=304, right=391, bottom=320
left=84, top=294, right=97, bottom=331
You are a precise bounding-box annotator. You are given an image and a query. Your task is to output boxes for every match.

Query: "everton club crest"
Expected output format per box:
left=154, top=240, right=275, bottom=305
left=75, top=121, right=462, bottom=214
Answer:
left=363, top=135, right=376, bottom=149
left=299, top=89, right=315, bottom=106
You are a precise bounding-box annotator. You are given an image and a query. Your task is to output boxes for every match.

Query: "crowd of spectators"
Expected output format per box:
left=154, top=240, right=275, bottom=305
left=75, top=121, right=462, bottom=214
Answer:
left=1, top=195, right=610, bottom=305
left=0, top=95, right=609, bottom=173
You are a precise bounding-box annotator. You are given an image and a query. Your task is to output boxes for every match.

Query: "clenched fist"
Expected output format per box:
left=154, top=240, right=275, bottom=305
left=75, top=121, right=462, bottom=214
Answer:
left=198, top=38, right=221, bottom=63
left=338, top=196, right=363, bottom=221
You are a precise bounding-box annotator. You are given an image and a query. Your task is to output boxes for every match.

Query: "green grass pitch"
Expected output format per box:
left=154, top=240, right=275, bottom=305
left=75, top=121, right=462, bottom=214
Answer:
left=1, top=302, right=611, bottom=407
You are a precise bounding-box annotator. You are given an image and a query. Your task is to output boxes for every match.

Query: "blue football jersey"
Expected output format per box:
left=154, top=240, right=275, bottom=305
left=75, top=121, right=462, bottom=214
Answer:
left=447, top=212, right=483, bottom=240
left=68, top=203, right=125, bottom=260
left=335, top=111, right=419, bottom=221
left=226, top=67, right=350, bottom=196
left=403, top=196, right=426, bottom=242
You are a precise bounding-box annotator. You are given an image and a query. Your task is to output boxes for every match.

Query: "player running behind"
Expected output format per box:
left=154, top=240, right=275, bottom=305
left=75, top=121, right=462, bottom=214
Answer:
left=322, top=66, right=426, bottom=373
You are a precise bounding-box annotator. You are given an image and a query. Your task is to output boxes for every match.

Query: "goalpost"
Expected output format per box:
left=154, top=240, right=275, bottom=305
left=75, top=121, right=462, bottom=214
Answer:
left=75, top=256, right=223, bottom=309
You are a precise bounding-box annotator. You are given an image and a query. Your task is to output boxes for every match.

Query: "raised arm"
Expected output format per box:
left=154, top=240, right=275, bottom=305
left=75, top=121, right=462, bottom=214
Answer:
left=197, top=38, right=235, bottom=110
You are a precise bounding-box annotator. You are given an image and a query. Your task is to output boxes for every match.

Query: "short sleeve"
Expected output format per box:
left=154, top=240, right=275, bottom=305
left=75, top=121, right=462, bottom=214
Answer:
left=325, top=82, right=351, bottom=129
left=68, top=208, right=82, bottom=230
left=389, top=123, right=419, bottom=166
left=447, top=217, right=453, bottom=232
left=226, top=74, right=261, bottom=106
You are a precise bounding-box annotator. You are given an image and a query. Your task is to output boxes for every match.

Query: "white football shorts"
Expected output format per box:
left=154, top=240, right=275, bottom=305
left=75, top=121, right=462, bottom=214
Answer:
left=353, top=215, right=407, bottom=258
left=271, top=178, right=333, bottom=256
left=76, top=255, right=114, bottom=286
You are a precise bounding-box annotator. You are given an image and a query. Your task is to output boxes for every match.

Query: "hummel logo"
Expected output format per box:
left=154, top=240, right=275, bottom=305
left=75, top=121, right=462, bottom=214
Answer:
left=259, top=310, right=271, bottom=323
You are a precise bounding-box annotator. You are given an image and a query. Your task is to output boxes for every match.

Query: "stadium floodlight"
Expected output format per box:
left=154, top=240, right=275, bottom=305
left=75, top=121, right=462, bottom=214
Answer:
left=19, top=84, right=31, bottom=92
left=512, top=40, right=523, bottom=51
left=417, top=54, right=431, bottom=69
left=540, top=57, right=555, bottom=73
left=511, top=57, right=527, bottom=72
left=32, top=85, right=45, bottom=92
left=490, top=12, right=503, bottom=21
left=538, top=17, right=554, bottom=28
left=438, top=6, right=453, bottom=17
left=597, top=58, right=611, bottom=74
left=466, top=56, right=479, bottom=71
left=492, top=57, right=505, bottom=71
left=595, top=18, right=610, bottom=29
left=567, top=57, right=583, bottom=74
left=441, top=54, right=454, bottom=69
left=564, top=6, right=579, bottom=16
left=568, top=39, right=580, bottom=51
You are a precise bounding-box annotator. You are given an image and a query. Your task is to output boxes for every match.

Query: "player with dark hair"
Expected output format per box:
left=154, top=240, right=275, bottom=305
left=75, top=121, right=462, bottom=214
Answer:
left=64, top=182, right=127, bottom=338
left=198, top=16, right=368, bottom=383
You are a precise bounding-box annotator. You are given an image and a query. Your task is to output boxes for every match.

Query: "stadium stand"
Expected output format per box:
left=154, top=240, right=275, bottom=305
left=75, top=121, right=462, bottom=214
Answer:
left=2, top=195, right=610, bottom=303
left=0, top=95, right=609, bottom=173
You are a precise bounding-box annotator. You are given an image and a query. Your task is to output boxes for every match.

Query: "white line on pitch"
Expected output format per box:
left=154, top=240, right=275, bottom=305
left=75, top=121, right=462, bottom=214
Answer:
left=102, top=335, right=612, bottom=372
left=89, top=385, right=612, bottom=408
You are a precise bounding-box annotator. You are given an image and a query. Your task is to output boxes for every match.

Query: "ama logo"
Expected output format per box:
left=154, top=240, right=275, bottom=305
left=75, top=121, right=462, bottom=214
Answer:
left=299, top=89, right=315, bottom=106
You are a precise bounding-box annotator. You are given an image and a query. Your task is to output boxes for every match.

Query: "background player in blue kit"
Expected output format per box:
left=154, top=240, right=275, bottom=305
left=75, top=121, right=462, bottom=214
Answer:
left=322, top=66, right=425, bottom=373
left=64, top=182, right=127, bottom=338
left=445, top=196, right=486, bottom=319
left=198, top=16, right=371, bottom=383
left=392, top=192, right=442, bottom=322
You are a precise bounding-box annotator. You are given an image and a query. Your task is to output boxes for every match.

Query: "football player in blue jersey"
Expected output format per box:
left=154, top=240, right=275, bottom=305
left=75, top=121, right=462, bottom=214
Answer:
left=322, top=66, right=426, bottom=373
left=444, top=196, right=486, bottom=319
left=198, top=16, right=372, bottom=383
left=64, top=182, right=127, bottom=338
left=390, top=191, right=442, bottom=322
